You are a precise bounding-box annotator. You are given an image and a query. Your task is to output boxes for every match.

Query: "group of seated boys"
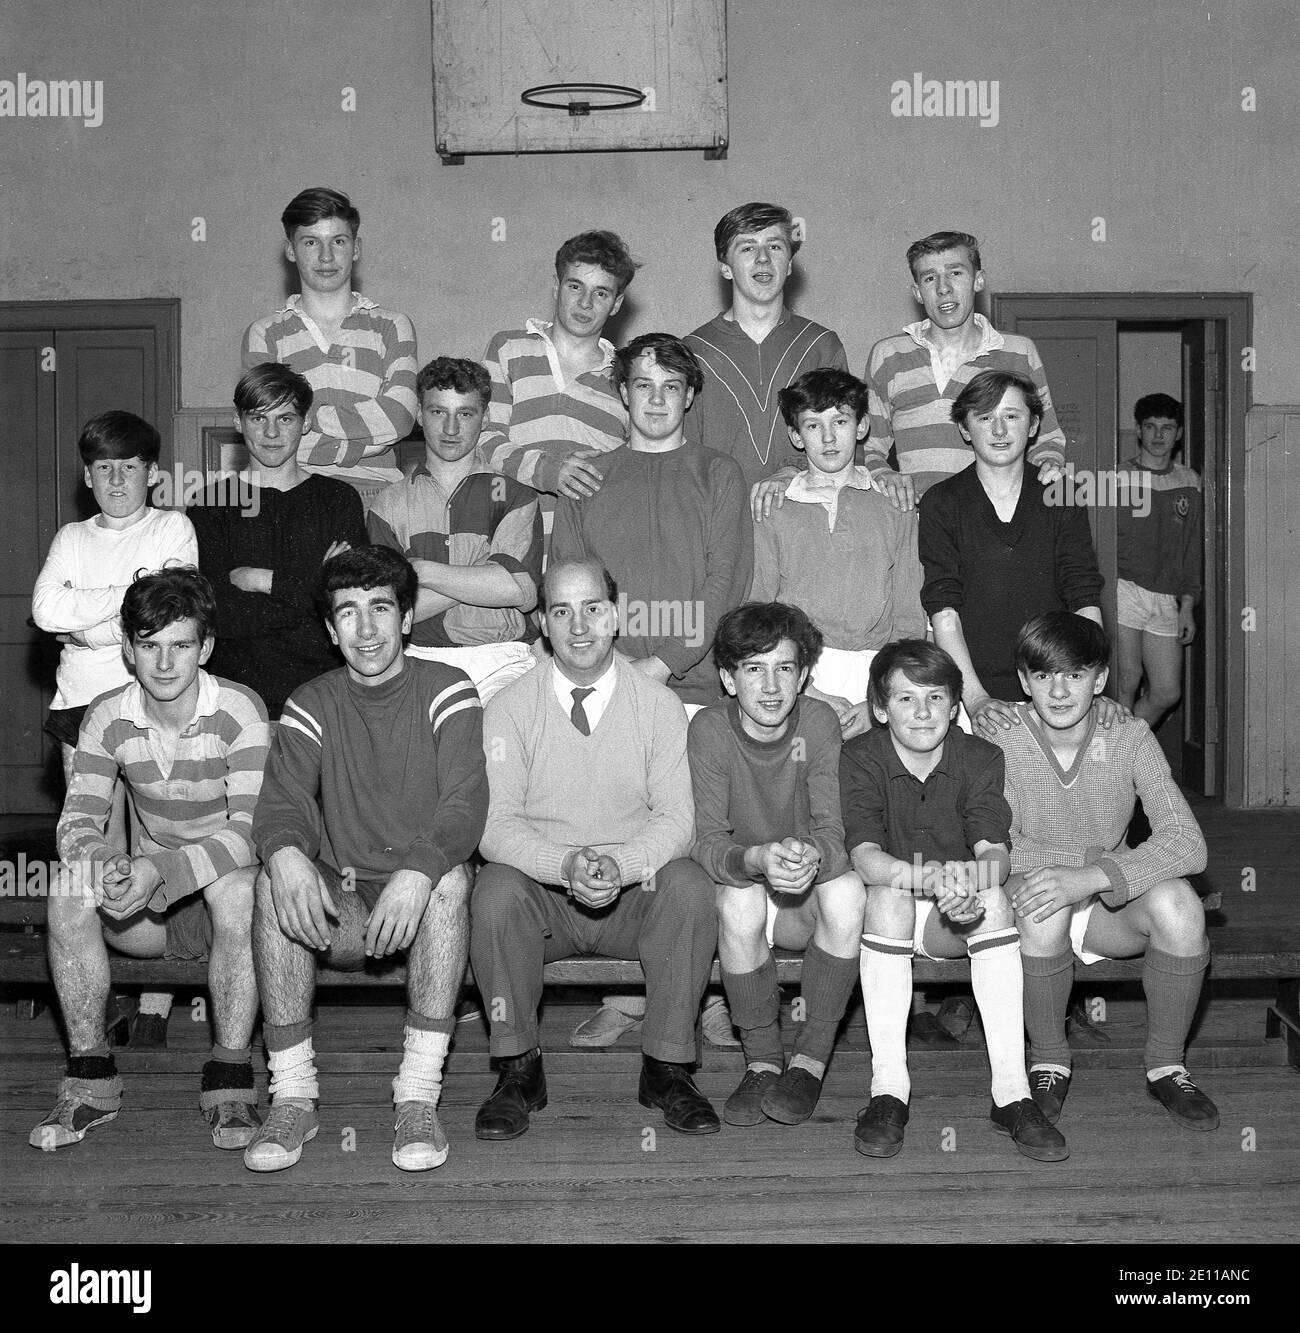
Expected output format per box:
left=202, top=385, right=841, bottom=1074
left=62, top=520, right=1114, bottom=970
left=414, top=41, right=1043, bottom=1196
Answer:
left=27, top=188, right=1213, bottom=1174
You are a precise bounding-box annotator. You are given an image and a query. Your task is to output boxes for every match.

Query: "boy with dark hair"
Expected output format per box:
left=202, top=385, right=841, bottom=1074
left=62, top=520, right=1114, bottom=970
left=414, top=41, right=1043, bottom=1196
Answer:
left=996, top=611, right=1216, bottom=1132
left=189, top=363, right=367, bottom=720
left=32, top=567, right=270, bottom=1151
left=32, top=410, right=199, bottom=1048
left=690, top=601, right=863, bottom=1126
left=842, top=640, right=1066, bottom=1161
left=1115, top=393, right=1202, bottom=728
left=684, top=202, right=849, bottom=503
left=367, top=355, right=543, bottom=702
left=243, top=186, right=418, bottom=492
left=862, top=230, right=1066, bottom=510
left=479, top=230, right=638, bottom=504
left=921, top=369, right=1108, bottom=734
left=753, top=367, right=925, bottom=738
left=247, top=545, right=487, bottom=1173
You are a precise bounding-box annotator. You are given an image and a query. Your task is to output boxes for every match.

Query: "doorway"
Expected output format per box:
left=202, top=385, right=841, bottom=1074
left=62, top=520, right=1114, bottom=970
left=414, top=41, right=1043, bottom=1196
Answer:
left=0, top=300, right=180, bottom=814
left=991, top=293, right=1250, bottom=804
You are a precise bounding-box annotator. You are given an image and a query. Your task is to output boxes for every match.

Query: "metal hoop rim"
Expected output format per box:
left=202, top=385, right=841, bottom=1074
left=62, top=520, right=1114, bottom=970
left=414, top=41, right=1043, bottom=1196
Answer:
left=520, top=82, right=647, bottom=111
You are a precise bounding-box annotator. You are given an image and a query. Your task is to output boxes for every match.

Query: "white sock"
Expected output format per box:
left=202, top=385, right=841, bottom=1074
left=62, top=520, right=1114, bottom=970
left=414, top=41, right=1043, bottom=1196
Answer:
left=137, top=991, right=173, bottom=1018
left=267, top=1038, right=318, bottom=1104
left=969, top=927, right=1032, bottom=1106
left=392, top=1027, right=451, bottom=1106
left=1146, top=1063, right=1187, bottom=1082
left=788, top=1053, right=825, bottom=1079
left=862, top=935, right=913, bottom=1102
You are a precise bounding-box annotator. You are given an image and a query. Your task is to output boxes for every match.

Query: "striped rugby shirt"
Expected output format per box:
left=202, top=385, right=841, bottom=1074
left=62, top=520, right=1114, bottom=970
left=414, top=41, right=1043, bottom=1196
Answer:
left=255, top=659, right=487, bottom=887
left=863, top=316, right=1066, bottom=497
left=478, top=319, right=628, bottom=496
left=683, top=310, right=849, bottom=490
left=366, top=453, right=543, bottom=647
left=57, top=672, right=271, bottom=909
left=242, top=293, right=418, bottom=471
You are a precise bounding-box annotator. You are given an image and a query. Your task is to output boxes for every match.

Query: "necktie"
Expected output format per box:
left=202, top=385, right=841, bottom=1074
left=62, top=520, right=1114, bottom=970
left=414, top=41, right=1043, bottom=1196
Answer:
left=570, top=686, right=595, bottom=736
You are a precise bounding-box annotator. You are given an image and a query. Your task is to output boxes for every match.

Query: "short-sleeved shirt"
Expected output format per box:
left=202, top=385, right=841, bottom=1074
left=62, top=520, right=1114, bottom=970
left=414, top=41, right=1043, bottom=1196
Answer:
left=839, top=723, right=1011, bottom=864
left=367, top=455, right=543, bottom=647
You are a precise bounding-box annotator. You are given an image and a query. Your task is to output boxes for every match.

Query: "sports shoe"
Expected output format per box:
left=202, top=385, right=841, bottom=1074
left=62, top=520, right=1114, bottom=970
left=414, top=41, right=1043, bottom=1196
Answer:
left=243, top=1099, right=318, bottom=1172
left=129, top=1011, right=169, bottom=1050
left=760, top=1066, right=822, bottom=1125
left=203, top=1096, right=262, bottom=1150
left=701, top=995, right=741, bottom=1049
left=854, top=1095, right=910, bottom=1158
left=990, top=1098, right=1070, bottom=1162
left=1147, top=1071, right=1220, bottom=1132
left=723, top=1068, right=780, bottom=1127
left=936, top=993, right=977, bottom=1041
left=393, top=1100, right=449, bottom=1170
left=569, top=1004, right=642, bottom=1047
left=909, top=1010, right=959, bottom=1047
left=1029, top=1067, right=1072, bottom=1125
left=29, top=1077, right=122, bottom=1150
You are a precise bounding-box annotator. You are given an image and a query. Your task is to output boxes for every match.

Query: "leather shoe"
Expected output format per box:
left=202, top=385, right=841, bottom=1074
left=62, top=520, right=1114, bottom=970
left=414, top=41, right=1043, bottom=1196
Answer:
left=638, top=1056, right=720, bottom=1134
left=1147, top=1071, right=1220, bottom=1131
left=760, top=1066, right=822, bottom=1124
left=990, top=1098, right=1069, bottom=1162
left=475, top=1049, right=547, bottom=1141
left=854, top=1094, right=909, bottom=1158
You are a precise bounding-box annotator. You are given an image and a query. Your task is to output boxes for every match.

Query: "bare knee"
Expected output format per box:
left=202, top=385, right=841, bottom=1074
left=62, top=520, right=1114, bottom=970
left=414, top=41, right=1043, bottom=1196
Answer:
left=814, top=873, right=866, bottom=943
left=47, top=888, right=102, bottom=944
left=431, top=862, right=473, bottom=909
left=205, top=865, right=256, bottom=932
left=716, top=883, right=766, bottom=941
left=977, top=886, right=1015, bottom=931
left=864, top=883, right=914, bottom=937
left=1142, top=879, right=1206, bottom=948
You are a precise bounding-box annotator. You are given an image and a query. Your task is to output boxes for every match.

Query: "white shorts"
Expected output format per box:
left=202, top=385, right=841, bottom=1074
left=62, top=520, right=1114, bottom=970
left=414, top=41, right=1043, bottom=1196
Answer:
left=1116, top=578, right=1179, bottom=637
left=404, top=641, right=538, bottom=702
left=810, top=646, right=877, bottom=704
left=1068, top=896, right=1105, bottom=966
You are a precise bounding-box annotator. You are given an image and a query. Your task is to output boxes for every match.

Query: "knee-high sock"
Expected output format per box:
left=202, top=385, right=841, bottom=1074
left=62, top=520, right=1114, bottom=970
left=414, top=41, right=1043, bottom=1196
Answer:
left=1021, top=949, right=1075, bottom=1069
left=968, top=928, right=1031, bottom=1105
left=265, top=1018, right=317, bottom=1104
left=1143, top=947, right=1209, bottom=1072
left=392, top=1009, right=454, bottom=1106
left=721, top=956, right=783, bottom=1071
left=861, top=935, right=913, bottom=1102
left=790, top=943, right=859, bottom=1074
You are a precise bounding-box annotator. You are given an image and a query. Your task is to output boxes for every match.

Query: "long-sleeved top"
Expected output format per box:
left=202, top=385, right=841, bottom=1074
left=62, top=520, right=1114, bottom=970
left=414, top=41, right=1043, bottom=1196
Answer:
left=32, top=507, right=198, bottom=710
left=189, top=475, right=367, bottom=719
left=366, top=454, right=543, bottom=647
left=256, top=659, right=486, bottom=887
left=683, top=310, right=849, bottom=489
left=993, top=703, right=1207, bottom=907
left=479, top=656, right=695, bottom=888
left=1116, top=457, right=1203, bottom=601
left=57, top=672, right=270, bottom=909
left=864, top=316, right=1065, bottom=496
left=688, top=698, right=850, bottom=887
left=751, top=467, right=925, bottom=651
left=243, top=293, right=418, bottom=472
left=477, top=319, right=628, bottom=495
left=550, top=443, right=752, bottom=705
left=920, top=464, right=1103, bottom=701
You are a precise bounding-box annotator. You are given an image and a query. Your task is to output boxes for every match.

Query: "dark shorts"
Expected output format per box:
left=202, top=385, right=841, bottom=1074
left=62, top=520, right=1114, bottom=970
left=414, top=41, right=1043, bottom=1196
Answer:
left=44, top=705, right=89, bottom=749
left=319, top=860, right=388, bottom=912
left=161, top=893, right=215, bottom=960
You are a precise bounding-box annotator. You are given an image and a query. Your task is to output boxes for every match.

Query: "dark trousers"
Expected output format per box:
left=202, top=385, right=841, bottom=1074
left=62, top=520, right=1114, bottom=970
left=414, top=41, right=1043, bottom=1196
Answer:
left=470, top=859, right=718, bottom=1063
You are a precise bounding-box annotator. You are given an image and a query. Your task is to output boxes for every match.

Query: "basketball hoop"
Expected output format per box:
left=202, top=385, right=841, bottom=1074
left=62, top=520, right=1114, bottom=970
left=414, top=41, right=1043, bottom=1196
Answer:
left=521, top=82, right=647, bottom=117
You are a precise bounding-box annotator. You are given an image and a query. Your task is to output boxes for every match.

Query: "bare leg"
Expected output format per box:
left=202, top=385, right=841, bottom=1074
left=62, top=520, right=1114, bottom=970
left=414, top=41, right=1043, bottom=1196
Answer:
left=406, top=864, right=472, bottom=1020
left=1134, top=630, right=1183, bottom=729
left=205, top=866, right=259, bottom=1048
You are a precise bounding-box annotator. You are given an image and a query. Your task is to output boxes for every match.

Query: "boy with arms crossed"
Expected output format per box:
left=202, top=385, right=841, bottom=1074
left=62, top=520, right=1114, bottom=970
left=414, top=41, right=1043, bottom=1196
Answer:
left=32, top=568, right=269, bottom=1150
left=243, top=187, right=418, bottom=491
left=191, top=364, right=367, bottom=720
left=248, top=547, right=487, bottom=1173
left=690, top=602, right=863, bottom=1126
left=842, top=640, right=1066, bottom=1161
left=367, top=356, right=543, bottom=702
left=1115, top=393, right=1202, bottom=728
left=754, top=368, right=925, bottom=739
left=997, top=612, right=1217, bottom=1131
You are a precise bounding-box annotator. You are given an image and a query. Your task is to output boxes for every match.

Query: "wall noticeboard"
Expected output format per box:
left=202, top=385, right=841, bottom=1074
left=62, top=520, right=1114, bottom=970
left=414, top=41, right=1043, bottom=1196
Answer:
left=431, top=0, right=727, bottom=162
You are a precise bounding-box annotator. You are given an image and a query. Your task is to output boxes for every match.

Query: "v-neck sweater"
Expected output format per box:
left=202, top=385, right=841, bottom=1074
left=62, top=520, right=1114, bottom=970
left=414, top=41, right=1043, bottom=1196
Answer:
left=919, top=464, right=1103, bottom=700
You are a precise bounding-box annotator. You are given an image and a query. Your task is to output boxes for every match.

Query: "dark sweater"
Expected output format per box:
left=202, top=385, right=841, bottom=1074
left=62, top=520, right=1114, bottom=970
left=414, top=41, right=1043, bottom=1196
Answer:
left=550, top=443, right=753, bottom=705
left=255, top=658, right=487, bottom=886
left=189, top=476, right=367, bottom=718
left=919, top=465, right=1103, bottom=701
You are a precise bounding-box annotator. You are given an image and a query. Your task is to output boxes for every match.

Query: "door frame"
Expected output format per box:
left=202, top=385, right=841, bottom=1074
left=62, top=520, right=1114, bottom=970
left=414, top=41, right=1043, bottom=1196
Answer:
left=991, top=292, right=1251, bottom=807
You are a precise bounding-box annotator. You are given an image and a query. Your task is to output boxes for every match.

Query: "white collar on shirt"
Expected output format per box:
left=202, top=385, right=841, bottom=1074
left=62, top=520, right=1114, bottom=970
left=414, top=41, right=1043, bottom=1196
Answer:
left=551, top=657, right=618, bottom=731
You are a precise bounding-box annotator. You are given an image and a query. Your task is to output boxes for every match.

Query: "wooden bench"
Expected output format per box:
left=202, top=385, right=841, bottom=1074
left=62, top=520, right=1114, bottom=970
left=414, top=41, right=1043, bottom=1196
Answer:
left=4, top=898, right=1298, bottom=1066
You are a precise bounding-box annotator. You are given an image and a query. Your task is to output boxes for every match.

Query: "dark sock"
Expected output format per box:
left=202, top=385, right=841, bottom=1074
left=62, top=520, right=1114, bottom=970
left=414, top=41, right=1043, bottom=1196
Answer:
left=1021, top=949, right=1075, bottom=1068
left=263, top=1018, right=312, bottom=1052
left=1143, top=947, right=1209, bottom=1069
left=200, top=1058, right=256, bottom=1093
left=67, top=1054, right=117, bottom=1081
left=721, top=956, right=783, bottom=1069
left=791, top=943, right=858, bottom=1068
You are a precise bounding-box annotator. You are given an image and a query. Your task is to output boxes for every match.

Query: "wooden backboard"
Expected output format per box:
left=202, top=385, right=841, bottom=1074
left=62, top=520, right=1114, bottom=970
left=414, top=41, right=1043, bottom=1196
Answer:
left=431, top=0, right=727, bottom=161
